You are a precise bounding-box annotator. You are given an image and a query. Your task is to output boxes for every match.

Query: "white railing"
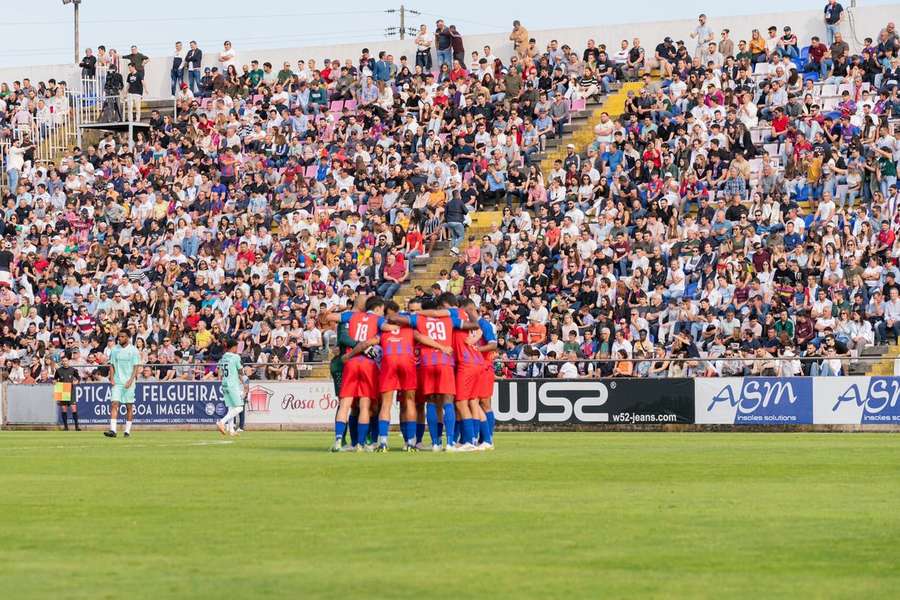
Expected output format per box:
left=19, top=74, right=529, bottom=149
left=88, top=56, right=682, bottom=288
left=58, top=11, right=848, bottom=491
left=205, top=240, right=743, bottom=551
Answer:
left=0, top=102, right=76, bottom=193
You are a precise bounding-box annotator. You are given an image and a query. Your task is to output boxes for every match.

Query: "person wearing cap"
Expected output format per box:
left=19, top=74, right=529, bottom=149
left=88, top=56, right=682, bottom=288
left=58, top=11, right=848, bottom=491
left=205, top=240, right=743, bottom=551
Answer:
left=651, top=37, right=677, bottom=79
left=777, top=26, right=799, bottom=58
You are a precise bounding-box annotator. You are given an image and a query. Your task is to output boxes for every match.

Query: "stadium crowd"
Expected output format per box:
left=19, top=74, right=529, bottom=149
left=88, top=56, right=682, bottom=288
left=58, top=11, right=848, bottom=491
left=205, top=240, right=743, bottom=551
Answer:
left=1, top=4, right=900, bottom=384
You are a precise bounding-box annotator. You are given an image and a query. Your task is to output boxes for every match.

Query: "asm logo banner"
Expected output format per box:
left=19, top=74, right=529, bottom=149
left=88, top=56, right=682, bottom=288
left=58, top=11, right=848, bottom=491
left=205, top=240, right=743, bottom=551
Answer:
left=814, top=377, right=900, bottom=424
left=695, top=378, right=814, bottom=425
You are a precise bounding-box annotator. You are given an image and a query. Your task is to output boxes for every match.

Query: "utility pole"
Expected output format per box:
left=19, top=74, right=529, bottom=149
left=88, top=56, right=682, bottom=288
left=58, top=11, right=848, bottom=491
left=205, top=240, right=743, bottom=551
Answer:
left=74, top=1, right=79, bottom=62
left=62, top=0, right=82, bottom=63
left=385, top=5, right=419, bottom=40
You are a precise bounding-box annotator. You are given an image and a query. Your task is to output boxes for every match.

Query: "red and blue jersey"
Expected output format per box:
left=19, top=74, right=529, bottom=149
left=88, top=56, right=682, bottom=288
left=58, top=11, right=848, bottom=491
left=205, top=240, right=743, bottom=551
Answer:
left=478, top=317, right=497, bottom=363
left=452, top=311, right=484, bottom=369
left=340, top=311, right=384, bottom=362
left=381, top=313, right=417, bottom=363
left=416, top=309, right=462, bottom=367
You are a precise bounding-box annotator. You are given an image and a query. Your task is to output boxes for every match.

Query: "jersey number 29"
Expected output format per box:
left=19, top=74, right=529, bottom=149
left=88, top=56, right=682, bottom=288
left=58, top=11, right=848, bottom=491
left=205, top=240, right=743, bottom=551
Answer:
left=426, top=320, right=447, bottom=340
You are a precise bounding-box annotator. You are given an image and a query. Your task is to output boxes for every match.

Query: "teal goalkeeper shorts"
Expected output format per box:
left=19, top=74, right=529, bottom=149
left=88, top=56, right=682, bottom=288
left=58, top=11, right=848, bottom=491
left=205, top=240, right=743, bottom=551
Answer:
left=111, top=383, right=136, bottom=404
left=222, top=386, right=244, bottom=408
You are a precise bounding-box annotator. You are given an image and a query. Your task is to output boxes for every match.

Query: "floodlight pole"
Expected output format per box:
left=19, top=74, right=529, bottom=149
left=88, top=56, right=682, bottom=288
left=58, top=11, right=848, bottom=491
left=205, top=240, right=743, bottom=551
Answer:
left=63, top=0, right=82, bottom=63
left=73, top=1, right=80, bottom=64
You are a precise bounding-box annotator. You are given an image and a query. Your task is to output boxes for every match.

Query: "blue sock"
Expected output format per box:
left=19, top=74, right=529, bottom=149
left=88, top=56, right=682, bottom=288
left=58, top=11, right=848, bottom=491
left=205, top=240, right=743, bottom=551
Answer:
left=335, top=420, right=346, bottom=442
left=486, top=410, right=495, bottom=437
left=437, top=422, right=444, bottom=441
left=461, top=419, right=474, bottom=445
left=349, top=414, right=359, bottom=446
left=470, top=419, right=479, bottom=444
left=369, top=424, right=378, bottom=445
left=358, top=421, right=369, bottom=447
left=480, top=419, right=492, bottom=444
left=443, top=403, right=456, bottom=446
left=426, top=404, right=440, bottom=445
left=378, top=419, right=390, bottom=441
left=416, top=422, right=425, bottom=444
left=399, top=421, right=410, bottom=443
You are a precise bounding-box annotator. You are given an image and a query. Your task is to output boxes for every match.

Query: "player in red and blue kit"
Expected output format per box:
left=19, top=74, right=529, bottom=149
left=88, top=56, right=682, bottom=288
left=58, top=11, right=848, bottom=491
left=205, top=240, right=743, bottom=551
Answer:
left=323, top=295, right=395, bottom=452
left=376, top=300, right=452, bottom=452
left=465, top=300, right=498, bottom=449
left=414, top=293, right=480, bottom=451
left=447, top=298, right=487, bottom=450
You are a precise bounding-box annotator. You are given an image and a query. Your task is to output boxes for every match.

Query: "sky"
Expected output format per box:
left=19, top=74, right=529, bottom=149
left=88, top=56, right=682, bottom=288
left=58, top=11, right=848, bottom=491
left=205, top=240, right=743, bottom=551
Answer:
left=1, top=0, right=894, bottom=68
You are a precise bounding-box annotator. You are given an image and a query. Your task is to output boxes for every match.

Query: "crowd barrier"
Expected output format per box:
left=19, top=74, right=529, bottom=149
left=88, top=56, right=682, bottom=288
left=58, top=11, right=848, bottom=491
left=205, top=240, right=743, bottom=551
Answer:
left=3, top=378, right=900, bottom=427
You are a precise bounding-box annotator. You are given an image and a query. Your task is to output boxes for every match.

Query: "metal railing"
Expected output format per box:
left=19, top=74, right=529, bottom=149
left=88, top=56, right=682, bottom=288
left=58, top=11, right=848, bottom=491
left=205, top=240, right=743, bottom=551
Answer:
left=0, top=107, right=76, bottom=194
left=2, top=351, right=893, bottom=384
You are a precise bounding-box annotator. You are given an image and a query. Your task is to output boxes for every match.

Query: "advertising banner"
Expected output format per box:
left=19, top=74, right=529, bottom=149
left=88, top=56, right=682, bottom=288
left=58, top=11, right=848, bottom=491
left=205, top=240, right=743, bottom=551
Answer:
left=492, top=378, right=694, bottom=425
left=814, top=377, right=900, bottom=425
left=694, top=377, right=813, bottom=425
left=245, top=380, right=400, bottom=425
left=5, top=384, right=56, bottom=425
left=74, top=382, right=228, bottom=424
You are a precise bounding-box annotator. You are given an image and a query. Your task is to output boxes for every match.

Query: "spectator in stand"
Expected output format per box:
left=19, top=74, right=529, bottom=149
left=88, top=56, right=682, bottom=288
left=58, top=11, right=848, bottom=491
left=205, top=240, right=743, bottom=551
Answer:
left=79, top=48, right=97, bottom=78
left=435, top=20, right=453, bottom=68
left=185, top=41, right=203, bottom=94
left=124, top=63, right=144, bottom=122
left=171, top=41, right=185, bottom=96
left=449, top=25, right=465, bottom=65
left=691, top=14, right=715, bottom=58
left=415, top=24, right=433, bottom=70
left=123, top=45, right=149, bottom=77
left=824, top=0, right=845, bottom=46
left=509, top=20, right=530, bottom=61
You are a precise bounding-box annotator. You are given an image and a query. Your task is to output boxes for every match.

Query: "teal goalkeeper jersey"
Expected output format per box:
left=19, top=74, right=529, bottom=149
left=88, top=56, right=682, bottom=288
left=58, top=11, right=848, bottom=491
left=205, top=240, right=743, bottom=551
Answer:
left=218, top=352, right=243, bottom=391
left=109, top=344, right=141, bottom=387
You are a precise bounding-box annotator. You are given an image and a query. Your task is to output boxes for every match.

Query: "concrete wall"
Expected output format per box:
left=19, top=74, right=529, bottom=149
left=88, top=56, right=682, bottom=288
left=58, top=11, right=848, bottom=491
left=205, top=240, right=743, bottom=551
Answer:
left=0, top=5, right=895, bottom=100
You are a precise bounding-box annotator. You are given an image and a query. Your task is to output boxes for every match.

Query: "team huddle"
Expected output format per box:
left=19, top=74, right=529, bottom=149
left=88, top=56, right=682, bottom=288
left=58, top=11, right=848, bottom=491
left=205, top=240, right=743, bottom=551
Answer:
left=96, top=292, right=496, bottom=450
left=326, top=292, right=498, bottom=452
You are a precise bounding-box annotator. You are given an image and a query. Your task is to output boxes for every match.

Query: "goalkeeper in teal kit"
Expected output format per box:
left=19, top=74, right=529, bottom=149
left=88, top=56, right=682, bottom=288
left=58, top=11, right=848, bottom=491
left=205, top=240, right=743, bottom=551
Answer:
left=216, top=338, right=248, bottom=436
left=104, top=330, right=142, bottom=439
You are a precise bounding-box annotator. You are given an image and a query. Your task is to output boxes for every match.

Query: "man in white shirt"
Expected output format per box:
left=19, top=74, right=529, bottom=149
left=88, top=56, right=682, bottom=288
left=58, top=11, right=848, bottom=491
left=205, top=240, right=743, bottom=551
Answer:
left=219, top=41, right=237, bottom=71
left=558, top=352, right=580, bottom=378
left=883, top=288, right=900, bottom=341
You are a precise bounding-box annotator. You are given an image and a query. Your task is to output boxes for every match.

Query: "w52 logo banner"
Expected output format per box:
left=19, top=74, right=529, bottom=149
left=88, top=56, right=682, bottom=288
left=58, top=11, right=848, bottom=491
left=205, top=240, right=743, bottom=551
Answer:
left=493, top=379, right=694, bottom=425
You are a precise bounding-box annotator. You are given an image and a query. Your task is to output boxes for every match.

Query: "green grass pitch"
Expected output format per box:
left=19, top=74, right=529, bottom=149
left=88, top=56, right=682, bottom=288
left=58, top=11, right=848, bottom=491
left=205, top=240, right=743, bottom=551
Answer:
left=1, top=431, right=899, bottom=599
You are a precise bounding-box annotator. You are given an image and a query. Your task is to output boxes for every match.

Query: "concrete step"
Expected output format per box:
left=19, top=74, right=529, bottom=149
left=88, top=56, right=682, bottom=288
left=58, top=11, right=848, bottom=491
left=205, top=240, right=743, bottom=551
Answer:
left=861, top=345, right=889, bottom=356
